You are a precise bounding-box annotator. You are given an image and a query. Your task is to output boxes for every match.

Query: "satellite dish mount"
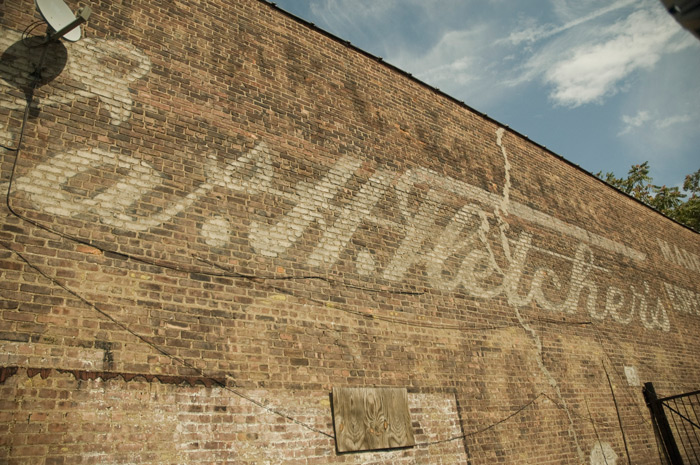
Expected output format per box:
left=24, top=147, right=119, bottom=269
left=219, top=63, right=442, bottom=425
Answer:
left=35, top=0, right=92, bottom=43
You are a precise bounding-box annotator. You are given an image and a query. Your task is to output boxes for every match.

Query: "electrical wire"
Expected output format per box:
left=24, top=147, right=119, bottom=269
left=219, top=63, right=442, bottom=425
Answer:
left=6, top=240, right=609, bottom=450
left=0, top=241, right=335, bottom=439
left=5, top=145, right=434, bottom=297
left=21, top=20, right=47, bottom=47
left=590, top=323, right=655, bottom=428
left=200, top=258, right=595, bottom=332
left=2, top=71, right=430, bottom=298
left=603, top=361, right=633, bottom=464
left=193, top=255, right=425, bottom=296
left=272, top=284, right=522, bottom=331
left=416, top=393, right=544, bottom=448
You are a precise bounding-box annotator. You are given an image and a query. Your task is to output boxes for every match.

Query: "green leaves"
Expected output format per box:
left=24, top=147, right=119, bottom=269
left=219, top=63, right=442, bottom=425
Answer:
left=596, top=163, right=700, bottom=232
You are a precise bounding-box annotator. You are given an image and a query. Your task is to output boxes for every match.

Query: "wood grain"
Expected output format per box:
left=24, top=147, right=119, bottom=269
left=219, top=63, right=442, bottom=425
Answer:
left=332, top=387, right=415, bottom=452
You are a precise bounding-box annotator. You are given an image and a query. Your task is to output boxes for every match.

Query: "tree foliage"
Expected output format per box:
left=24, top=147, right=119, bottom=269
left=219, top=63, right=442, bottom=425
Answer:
left=596, top=162, right=700, bottom=232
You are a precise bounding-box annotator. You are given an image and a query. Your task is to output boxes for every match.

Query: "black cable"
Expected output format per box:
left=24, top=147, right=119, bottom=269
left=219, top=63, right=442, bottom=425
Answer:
left=21, top=20, right=47, bottom=46
left=264, top=280, right=522, bottom=332
left=603, top=361, right=632, bottom=465
left=5, top=144, right=431, bottom=297
left=0, top=241, right=335, bottom=439
left=530, top=316, right=592, bottom=326
left=193, top=255, right=425, bottom=296
left=416, top=393, right=544, bottom=447
left=254, top=274, right=595, bottom=332
left=590, top=323, right=654, bottom=428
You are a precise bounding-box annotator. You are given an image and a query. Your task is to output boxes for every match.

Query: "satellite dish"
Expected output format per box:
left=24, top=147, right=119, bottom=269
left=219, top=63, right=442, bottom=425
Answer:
left=35, top=0, right=92, bottom=42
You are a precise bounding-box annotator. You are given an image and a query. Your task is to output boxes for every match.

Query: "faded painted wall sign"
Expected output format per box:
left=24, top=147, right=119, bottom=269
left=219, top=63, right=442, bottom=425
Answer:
left=11, top=134, right=673, bottom=332
left=658, top=239, right=700, bottom=274
left=332, top=387, right=415, bottom=452
left=0, top=26, right=687, bottom=333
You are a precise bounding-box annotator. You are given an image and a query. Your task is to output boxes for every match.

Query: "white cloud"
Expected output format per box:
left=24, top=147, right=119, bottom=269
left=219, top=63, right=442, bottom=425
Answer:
left=388, top=1, right=692, bottom=113
left=388, top=20, right=501, bottom=97
left=618, top=110, right=651, bottom=135
left=505, top=0, right=635, bottom=45
left=656, top=114, right=693, bottom=129
left=536, top=8, right=690, bottom=107
left=618, top=110, right=693, bottom=135
left=309, top=0, right=397, bottom=21
left=409, top=29, right=482, bottom=87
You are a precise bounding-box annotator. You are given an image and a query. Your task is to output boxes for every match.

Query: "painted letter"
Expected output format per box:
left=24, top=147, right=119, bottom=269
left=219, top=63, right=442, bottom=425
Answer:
left=606, top=287, right=633, bottom=324
left=248, top=156, right=362, bottom=258
left=307, top=170, right=391, bottom=268
left=383, top=170, right=445, bottom=282
left=14, top=148, right=216, bottom=232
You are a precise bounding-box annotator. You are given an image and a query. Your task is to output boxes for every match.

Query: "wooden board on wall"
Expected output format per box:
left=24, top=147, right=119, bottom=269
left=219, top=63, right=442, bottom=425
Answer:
left=332, top=387, right=415, bottom=453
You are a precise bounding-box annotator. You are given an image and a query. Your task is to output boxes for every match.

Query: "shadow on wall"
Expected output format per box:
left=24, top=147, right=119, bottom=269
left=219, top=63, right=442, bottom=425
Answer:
left=0, top=36, right=67, bottom=98
left=0, top=25, right=151, bottom=148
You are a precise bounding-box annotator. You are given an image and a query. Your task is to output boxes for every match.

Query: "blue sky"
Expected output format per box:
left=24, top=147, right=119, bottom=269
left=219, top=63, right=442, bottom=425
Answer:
left=270, top=0, right=699, bottom=190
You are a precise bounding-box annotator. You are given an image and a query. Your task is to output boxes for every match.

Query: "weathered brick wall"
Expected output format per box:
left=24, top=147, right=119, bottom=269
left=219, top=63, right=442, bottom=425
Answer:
left=1, top=0, right=699, bottom=463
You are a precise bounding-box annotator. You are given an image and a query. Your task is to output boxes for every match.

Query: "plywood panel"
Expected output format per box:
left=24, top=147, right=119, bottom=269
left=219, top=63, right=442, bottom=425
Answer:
left=332, top=387, right=415, bottom=452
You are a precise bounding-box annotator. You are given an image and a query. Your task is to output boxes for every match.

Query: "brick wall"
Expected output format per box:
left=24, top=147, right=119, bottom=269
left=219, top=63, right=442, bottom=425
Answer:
left=1, top=0, right=699, bottom=463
